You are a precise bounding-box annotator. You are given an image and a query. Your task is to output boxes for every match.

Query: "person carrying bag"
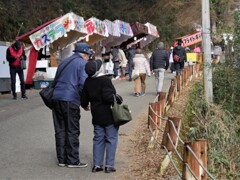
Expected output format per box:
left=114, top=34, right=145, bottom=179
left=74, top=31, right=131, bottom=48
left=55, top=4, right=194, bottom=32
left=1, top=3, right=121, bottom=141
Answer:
left=39, top=57, right=77, bottom=109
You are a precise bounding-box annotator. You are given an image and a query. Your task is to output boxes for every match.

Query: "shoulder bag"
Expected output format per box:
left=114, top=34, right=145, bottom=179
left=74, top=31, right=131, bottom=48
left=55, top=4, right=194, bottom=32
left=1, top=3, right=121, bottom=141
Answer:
left=39, top=57, right=76, bottom=110
left=132, top=68, right=139, bottom=80
left=111, top=94, right=132, bottom=126
left=20, top=60, right=27, bottom=69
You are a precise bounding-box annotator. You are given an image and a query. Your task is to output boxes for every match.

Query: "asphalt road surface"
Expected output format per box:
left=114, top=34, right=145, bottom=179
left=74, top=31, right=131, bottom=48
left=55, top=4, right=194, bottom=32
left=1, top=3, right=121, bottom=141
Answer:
left=0, top=72, right=174, bottom=180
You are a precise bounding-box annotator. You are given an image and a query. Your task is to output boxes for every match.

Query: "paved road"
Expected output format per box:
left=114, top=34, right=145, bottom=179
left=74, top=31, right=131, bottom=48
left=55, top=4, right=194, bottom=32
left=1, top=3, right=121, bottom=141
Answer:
left=0, top=72, right=174, bottom=180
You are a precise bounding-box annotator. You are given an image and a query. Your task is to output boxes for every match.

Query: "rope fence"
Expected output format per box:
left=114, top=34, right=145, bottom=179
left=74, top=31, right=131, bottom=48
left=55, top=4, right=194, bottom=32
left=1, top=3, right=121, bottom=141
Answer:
left=146, top=64, right=216, bottom=180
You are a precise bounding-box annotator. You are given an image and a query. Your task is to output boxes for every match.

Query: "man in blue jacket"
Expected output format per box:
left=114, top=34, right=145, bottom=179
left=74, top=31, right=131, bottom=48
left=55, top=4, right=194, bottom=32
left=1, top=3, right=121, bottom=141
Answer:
left=51, top=42, right=91, bottom=168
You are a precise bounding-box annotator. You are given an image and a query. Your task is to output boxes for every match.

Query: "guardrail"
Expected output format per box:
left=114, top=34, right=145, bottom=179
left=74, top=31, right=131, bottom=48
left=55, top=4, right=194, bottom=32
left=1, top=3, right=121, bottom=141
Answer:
left=147, top=64, right=216, bottom=180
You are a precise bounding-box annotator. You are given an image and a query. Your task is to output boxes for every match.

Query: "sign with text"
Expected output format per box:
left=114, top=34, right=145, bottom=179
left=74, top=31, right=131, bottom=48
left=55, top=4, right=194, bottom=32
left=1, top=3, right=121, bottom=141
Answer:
left=29, top=13, right=86, bottom=51
left=181, top=32, right=202, bottom=47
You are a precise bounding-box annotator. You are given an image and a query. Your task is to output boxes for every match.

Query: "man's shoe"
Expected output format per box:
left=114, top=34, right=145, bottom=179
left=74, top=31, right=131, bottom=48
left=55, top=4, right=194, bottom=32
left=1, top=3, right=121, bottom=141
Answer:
left=58, top=163, right=67, bottom=167
left=129, top=78, right=132, bottom=81
left=67, top=162, right=88, bottom=168
left=105, top=166, right=116, bottom=173
left=22, top=95, right=28, bottom=99
left=13, top=96, right=17, bottom=100
left=92, top=165, right=103, bottom=172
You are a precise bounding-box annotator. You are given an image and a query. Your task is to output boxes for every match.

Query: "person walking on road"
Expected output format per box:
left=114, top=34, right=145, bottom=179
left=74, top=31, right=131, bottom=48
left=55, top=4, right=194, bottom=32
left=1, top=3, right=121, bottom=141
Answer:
left=118, top=47, right=128, bottom=80
left=150, top=42, right=169, bottom=94
left=126, top=44, right=136, bottom=81
left=51, top=42, right=92, bottom=168
left=6, top=40, right=28, bottom=100
left=110, top=46, right=120, bottom=80
left=81, top=59, right=122, bottom=173
left=173, top=39, right=187, bottom=75
left=132, top=48, right=151, bottom=97
left=169, top=46, right=175, bottom=73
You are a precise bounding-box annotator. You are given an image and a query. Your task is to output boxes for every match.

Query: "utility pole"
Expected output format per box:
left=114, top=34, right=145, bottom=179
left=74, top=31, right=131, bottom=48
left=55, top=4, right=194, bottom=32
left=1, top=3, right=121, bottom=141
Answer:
left=202, top=0, right=213, bottom=103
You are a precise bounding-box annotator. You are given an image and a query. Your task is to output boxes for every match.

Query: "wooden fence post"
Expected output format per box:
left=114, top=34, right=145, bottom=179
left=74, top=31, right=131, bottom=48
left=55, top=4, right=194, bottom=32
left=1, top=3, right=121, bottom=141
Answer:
left=166, top=79, right=176, bottom=110
left=177, top=74, right=181, bottom=93
left=148, top=102, right=161, bottom=148
left=161, top=117, right=181, bottom=151
left=158, top=92, right=166, bottom=116
left=148, top=102, right=160, bottom=130
left=189, top=65, right=193, bottom=81
left=182, top=139, right=207, bottom=180
left=196, top=63, right=200, bottom=78
left=159, top=117, right=181, bottom=174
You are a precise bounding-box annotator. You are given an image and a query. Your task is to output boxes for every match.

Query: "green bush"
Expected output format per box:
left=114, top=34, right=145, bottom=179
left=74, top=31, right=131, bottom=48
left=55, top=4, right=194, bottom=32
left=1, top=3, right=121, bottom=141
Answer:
left=212, top=62, right=240, bottom=115
left=182, top=77, right=240, bottom=178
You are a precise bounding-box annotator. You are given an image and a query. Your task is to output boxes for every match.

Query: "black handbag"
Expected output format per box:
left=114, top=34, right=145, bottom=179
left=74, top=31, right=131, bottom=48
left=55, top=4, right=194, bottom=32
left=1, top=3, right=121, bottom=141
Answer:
left=111, top=94, right=132, bottom=126
left=20, top=60, right=26, bottom=69
left=39, top=58, right=76, bottom=109
left=39, top=86, right=54, bottom=109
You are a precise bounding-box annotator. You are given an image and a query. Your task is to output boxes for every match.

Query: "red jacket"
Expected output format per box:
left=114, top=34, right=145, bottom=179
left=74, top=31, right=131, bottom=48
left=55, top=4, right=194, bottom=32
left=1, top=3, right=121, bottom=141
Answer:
left=7, top=46, right=24, bottom=68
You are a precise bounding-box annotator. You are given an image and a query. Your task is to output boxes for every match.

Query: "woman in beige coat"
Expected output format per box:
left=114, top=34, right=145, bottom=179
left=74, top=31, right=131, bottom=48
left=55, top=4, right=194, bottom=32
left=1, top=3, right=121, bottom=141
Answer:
left=132, top=48, right=151, bottom=97
left=118, top=47, right=128, bottom=80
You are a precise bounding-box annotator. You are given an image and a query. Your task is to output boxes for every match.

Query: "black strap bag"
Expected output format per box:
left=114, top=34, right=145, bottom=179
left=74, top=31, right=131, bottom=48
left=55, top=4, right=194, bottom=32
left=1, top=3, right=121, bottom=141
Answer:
left=39, top=58, right=76, bottom=109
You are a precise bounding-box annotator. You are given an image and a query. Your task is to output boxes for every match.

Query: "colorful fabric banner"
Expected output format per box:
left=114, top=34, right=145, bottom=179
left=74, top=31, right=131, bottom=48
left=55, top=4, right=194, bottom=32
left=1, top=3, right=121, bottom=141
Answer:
left=29, top=12, right=86, bottom=51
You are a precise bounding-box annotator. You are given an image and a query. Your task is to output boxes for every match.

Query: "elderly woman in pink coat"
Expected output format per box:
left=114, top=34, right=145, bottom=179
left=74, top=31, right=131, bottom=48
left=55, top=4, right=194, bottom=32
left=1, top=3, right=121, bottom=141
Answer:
left=132, top=48, right=151, bottom=97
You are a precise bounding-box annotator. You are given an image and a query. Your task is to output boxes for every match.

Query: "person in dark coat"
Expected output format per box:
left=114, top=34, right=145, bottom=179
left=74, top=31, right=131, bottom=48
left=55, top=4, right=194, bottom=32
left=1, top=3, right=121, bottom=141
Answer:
left=81, top=59, right=122, bottom=173
left=110, top=46, right=120, bottom=80
left=51, top=42, right=91, bottom=168
left=173, top=39, right=187, bottom=75
left=37, top=48, right=50, bottom=60
left=126, top=44, right=136, bottom=81
left=6, top=40, right=27, bottom=99
left=150, top=42, right=169, bottom=93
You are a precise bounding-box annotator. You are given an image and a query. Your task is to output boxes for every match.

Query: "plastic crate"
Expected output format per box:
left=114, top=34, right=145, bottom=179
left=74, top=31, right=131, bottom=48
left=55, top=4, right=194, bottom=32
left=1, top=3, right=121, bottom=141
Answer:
left=34, top=79, right=54, bottom=89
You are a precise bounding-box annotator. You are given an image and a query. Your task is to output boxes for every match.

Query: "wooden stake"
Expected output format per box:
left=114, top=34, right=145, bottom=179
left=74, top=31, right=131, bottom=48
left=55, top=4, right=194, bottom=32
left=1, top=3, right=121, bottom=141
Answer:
left=161, top=117, right=181, bottom=151
left=166, top=79, right=176, bottom=109
left=158, top=92, right=166, bottom=116
left=148, top=102, right=161, bottom=148
left=182, top=139, right=207, bottom=180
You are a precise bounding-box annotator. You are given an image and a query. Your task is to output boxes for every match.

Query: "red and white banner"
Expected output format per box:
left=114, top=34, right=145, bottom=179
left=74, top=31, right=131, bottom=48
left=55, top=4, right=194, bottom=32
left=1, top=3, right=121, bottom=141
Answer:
left=181, top=32, right=202, bottom=47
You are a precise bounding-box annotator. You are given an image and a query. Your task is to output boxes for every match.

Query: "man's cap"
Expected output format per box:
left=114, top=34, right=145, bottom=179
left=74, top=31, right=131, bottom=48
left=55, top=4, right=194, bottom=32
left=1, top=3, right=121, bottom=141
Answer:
left=73, top=42, right=92, bottom=55
left=85, top=59, right=102, bottom=77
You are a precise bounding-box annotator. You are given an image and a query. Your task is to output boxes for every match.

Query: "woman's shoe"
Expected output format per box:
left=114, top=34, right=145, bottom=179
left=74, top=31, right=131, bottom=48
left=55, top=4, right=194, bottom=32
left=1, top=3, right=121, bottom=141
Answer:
left=134, top=93, right=140, bottom=97
left=92, top=165, right=103, bottom=173
left=105, top=166, right=116, bottom=173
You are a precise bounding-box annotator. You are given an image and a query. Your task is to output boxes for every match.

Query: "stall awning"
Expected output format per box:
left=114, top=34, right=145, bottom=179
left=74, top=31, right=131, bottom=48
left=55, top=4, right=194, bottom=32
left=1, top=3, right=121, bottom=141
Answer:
left=126, top=22, right=159, bottom=49
left=101, top=19, right=121, bottom=51
left=107, top=20, right=133, bottom=48
left=82, top=17, right=108, bottom=45
left=16, top=16, right=61, bottom=44
left=120, top=22, right=148, bottom=48
left=29, top=12, right=87, bottom=52
left=17, top=12, right=87, bottom=52
left=139, top=22, right=159, bottom=48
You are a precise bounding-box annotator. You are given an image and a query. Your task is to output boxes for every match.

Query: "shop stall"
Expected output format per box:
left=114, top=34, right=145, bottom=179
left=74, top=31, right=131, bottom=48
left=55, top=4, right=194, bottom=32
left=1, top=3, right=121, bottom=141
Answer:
left=120, top=22, right=148, bottom=48
left=16, top=12, right=87, bottom=84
